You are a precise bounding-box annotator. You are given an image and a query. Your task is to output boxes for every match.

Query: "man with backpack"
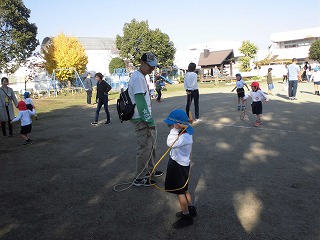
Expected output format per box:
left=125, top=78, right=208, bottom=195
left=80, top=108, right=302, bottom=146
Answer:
left=128, top=52, right=163, bottom=187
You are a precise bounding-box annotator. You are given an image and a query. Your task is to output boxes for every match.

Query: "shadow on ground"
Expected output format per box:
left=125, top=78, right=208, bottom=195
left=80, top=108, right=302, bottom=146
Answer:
left=0, top=92, right=319, bottom=240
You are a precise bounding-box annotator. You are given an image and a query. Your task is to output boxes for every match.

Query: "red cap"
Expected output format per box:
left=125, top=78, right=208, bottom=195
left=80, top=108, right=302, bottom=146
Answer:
left=17, top=101, right=27, bottom=111
left=250, top=82, right=259, bottom=88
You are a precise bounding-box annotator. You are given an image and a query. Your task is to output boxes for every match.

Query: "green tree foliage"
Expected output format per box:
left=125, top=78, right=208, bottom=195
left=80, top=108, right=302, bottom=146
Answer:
left=0, top=0, right=38, bottom=73
left=109, top=57, right=125, bottom=74
left=309, top=39, right=320, bottom=63
left=43, top=33, right=88, bottom=81
left=238, top=40, right=258, bottom=72
left=116, top=19, right=176, bottom=67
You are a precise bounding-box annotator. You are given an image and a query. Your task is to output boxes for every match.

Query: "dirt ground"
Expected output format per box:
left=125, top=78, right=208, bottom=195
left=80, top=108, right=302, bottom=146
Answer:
left=1, top=81, right=320, bottom=240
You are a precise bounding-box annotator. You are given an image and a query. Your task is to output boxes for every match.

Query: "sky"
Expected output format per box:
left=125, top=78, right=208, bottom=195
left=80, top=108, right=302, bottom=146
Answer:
left=23, top=0, right=320, bottom=51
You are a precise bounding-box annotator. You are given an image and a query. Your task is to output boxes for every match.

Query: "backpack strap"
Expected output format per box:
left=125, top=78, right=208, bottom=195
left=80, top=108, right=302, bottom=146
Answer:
left=1, top=87, right=12, bottom=101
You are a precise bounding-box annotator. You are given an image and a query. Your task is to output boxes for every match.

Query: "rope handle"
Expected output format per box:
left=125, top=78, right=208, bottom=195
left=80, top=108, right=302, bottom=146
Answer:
left=149, top=125, right=191, bottom=192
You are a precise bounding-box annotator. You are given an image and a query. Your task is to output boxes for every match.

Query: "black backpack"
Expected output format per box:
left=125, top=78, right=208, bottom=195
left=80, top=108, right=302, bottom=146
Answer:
left=117, top=88, right=135, bottom=123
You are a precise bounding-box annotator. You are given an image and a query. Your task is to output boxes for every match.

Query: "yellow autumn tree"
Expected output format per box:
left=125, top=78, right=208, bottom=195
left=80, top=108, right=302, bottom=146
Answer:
left=44, top=33, right=88, bottom=81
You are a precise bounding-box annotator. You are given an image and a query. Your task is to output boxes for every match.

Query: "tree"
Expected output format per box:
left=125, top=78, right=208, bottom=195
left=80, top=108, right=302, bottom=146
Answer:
left=43, top=33, right=88, bottom=81
left=309, top=39, right=320, bottom=63
left=0, top=0, right=38, bottom=73
left=150, top=28, right=176, bottom=67
left=116, top=19, right=176, bottom=67
left=109, top=57, right=125, bottom=74
left=238, top=40, right=258, bottom=72
left=22, top=53, right=46, bottom=91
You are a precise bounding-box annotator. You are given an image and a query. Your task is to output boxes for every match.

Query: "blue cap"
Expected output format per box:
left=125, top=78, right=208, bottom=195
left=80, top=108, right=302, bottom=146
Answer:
left=164, top=109, right=194, bottom=135
left=24, top=92, right=30, bottom=99
left=141, top=52, right=158, bottom=67
left=314, top=66, right=319, bottom=72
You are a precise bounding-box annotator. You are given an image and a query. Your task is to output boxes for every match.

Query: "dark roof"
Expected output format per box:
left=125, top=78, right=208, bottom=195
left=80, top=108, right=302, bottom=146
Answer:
left=198, top=49, right=234, bottom=66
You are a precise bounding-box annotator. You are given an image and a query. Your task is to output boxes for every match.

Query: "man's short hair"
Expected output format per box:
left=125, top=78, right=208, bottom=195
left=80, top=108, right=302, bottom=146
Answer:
left=292, top=58, right=297, bottom=62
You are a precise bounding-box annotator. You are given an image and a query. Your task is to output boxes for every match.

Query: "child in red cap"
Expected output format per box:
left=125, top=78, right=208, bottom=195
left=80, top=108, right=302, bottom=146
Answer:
left=243, top=82, right=269, bottom=127
left=10, top=101, right=36, bottom=145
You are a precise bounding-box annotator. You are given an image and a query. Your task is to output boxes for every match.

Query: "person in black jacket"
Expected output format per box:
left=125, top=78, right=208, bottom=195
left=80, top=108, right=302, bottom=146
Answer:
left=91, top=73, right=112, bottom=125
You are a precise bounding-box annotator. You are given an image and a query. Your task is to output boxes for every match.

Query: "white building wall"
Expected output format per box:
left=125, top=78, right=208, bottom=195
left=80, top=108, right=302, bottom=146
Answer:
left=85, top=50, right=118, bottom=76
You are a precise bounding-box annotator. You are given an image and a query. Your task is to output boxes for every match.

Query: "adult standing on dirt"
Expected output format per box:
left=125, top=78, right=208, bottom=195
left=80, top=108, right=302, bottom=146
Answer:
left=84, top=73, right=93, bottom=104
left=184, top=62, right=200, bottom=121
left=213, top=66, right=220, bottom=85
left=128, top=52, right=163, bottom=187
left=91, top=73, right=112, bottom=126
left=0, top=77, right=18, bottom=137
left=155, top=74, right=162, bottom=102
left=287, top=58, right=300, bottom=100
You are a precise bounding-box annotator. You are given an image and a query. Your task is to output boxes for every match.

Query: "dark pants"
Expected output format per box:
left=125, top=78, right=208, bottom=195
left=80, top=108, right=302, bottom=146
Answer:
left=86, top=90, right=92, bottom=104
left=1, top=106, right=13, bottom=136
left=156, top=89, right=161, bottom=101
left=95, top=95, right=110, bottom=122
left=186, top=89, right=199, bottom=119
left=288, top=80, right=298, bottom=97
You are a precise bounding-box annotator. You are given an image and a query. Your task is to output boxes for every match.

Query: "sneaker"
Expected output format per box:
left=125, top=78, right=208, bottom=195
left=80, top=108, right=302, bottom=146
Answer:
left=176, top=206, right=197, bottom=218
left=91, top=122, right=98, bottom=126
left=145, top=171, right=164, bottom=177
left=241, top=106, right=245, bottom=111
left=194, top=118, right=201, bottom=122
left=105, top=121, right=112, bottom=125
left=133, top=178, right=156, bottom=187
left=172, top=214, right=193, bottom=229
left=253, top=121, right=261, bottom=127
left=237, top=106, right=241, bottom=111
left=23, top=139, right=33, bottom=145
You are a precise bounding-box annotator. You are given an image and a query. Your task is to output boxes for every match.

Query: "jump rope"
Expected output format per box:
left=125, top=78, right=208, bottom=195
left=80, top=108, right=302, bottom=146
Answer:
left=113, top=105, right=193, bottom=193
left=113, top=123, right=191, bottom=192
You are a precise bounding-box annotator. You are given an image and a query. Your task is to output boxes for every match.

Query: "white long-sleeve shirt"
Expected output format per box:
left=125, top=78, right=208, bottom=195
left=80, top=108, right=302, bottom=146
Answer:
left=311, top=71, right=320, bottom=82
left=24, top=97, right=33, bottom=105
left=244, top=90, right=269, bottom=102
left=167, top=128, right=193, bottom=166
left=12, top=109, right=36, bottom=126
left=184, top=72, right=198, bottom=91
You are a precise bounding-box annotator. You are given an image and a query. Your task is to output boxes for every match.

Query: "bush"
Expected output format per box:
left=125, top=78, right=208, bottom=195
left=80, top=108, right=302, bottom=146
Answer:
left=109, top=57, right=125, bottom=74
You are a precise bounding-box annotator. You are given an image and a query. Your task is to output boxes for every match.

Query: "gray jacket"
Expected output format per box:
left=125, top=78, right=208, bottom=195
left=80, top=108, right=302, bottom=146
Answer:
left=0, top=87, right=18, bottom=121
left=84, top=77, right=93, bottom=91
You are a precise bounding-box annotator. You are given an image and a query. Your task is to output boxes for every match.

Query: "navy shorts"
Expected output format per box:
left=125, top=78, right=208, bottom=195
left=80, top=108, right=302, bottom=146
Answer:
left=26, top=104, right=33, bottom=111
left=21, top=124, right=32, bottom=135
left=237, top=88, right=245, bottom=98
left=165, top=158, right=190, bottom=194
left=251, top=101, right=262, bottom=115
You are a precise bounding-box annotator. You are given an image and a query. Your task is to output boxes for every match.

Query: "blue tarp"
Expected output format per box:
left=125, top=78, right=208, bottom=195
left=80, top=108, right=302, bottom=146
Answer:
left=160, top=76, right=173, bottom=84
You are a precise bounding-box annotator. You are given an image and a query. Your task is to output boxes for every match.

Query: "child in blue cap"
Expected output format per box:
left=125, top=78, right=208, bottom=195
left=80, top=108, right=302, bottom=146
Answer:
left=164, top=109, right=197, bottom=229
left=231, top=73, right=250, bottom=111
left=24, top=92, right=38, bottom=120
